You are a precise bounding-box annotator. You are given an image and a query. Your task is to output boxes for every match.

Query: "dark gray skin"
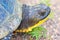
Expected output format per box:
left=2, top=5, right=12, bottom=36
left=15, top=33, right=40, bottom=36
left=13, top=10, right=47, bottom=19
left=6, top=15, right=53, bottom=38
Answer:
left=17, top=4, right=51, bottom=29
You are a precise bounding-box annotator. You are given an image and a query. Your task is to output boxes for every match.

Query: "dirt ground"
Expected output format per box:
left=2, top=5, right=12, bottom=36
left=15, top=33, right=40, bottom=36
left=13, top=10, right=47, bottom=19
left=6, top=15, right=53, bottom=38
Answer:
left=43, top=0, right=60, bottom=40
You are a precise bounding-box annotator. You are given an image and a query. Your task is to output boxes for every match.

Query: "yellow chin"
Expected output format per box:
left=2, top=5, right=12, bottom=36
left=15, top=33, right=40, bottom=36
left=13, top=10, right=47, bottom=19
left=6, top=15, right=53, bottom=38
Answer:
left=15, top=17, right=48, bottom=33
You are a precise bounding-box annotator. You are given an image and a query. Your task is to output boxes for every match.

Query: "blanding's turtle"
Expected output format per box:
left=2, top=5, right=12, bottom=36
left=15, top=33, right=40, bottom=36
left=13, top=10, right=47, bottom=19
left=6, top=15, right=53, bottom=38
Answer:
left=0, top=0, right=51, bottom=39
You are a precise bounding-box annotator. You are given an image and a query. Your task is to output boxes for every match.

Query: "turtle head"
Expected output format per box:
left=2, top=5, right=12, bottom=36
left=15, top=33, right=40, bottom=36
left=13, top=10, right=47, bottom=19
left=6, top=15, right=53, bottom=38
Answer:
left=22, top=4, right=51, bottom=21
left=17, top=4, right=51, bottom=30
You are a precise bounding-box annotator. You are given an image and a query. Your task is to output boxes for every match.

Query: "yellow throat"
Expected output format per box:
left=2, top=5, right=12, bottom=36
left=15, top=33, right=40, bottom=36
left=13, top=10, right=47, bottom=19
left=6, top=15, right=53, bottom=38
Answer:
left=14, top=17, right=48, bottom=33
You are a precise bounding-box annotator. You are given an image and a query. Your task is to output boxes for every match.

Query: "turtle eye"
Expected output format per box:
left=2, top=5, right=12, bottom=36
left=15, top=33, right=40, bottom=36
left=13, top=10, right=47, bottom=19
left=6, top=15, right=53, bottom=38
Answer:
left=38, top=7, right=50, bottom=20
left=38, top=9, right=46, bottom=16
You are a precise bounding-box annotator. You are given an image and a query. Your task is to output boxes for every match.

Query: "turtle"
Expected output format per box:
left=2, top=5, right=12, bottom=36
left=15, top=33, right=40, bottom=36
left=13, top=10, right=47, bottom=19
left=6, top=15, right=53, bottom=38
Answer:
left=0, top=0, right=51, bottom=39
left=0, top=0, right=22, bottom=39
left=14, top=4, right=51, bottom=33
left=1, top=3, right=51, bottom=40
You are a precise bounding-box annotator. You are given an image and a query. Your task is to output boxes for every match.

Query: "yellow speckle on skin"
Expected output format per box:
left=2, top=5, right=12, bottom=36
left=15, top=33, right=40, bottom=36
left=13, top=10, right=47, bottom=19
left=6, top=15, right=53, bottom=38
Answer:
left=15, top=17, right=48, bottom=33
